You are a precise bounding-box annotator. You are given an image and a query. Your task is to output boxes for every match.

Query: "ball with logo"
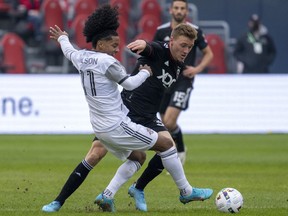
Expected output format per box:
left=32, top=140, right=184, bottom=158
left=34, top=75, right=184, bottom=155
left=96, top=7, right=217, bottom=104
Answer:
left=215, top=188, right=243, bottom=213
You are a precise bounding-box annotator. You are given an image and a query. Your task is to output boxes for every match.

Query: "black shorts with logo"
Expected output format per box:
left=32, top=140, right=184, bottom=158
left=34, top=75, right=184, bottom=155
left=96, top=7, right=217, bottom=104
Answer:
left=159, top=75, right=195, bottom=114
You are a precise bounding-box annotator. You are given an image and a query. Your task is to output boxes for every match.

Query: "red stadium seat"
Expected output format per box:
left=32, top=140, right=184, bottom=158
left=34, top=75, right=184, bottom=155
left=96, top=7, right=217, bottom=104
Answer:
left=41, top=0, right=65, bottom=36
left=140, top=0, right=162, bottom=22
left=205, top=34, right=227, bottom=74
left=0, top=33, right=26, bottom=73
left=138, top=14, right=161, bottom=38
left=70, top=14, right=90, bottom=49
left=0, top=0, right=10, bottom=13
left=41, top=0, right=66, bottom=66
left=110, top=0, right=130, bottom=23
left=115, top=17, right=129, bottom=62
left=74, top=0, right=97, bottom=17
left=134, top=32, right=154, bottom=42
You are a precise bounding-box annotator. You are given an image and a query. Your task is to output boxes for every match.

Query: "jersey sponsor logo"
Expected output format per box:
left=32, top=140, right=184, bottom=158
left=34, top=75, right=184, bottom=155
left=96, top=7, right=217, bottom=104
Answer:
left=157, top=69, right=176, bottom=88
left=172, top=88, right=192, bottom=108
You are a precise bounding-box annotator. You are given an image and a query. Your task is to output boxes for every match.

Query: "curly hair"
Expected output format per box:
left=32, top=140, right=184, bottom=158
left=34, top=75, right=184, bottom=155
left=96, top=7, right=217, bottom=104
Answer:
left=83, top=4, right=119, bottom=48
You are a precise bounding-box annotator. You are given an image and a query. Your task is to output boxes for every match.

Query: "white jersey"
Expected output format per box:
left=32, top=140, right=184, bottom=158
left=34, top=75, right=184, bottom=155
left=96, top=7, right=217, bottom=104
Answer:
left=57, top=35, right=150, bottom=132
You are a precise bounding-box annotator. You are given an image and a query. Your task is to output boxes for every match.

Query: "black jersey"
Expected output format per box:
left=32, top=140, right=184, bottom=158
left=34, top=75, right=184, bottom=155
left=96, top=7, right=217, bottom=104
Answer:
left=121, top=41, right=185, bottom=119
left=153, top=22, right=208, bottom=66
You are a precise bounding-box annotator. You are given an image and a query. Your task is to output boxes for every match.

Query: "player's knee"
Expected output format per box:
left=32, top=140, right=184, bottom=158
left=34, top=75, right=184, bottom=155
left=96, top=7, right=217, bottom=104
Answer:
left=85, top=145, right=107, bottom=166
left=162, top=119, right=177, bottom=131
left=128, top=151, right=146, bottom=165
left=155, top=135, right=174, bottom=151
left=85, top=152, right=102, bottom=166
left=138, top=151, right=146, bottom=165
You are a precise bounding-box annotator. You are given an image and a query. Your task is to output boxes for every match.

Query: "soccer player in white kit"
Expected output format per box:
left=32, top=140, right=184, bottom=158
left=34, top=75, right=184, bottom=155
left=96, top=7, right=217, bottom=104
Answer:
left=42, top=5, right=212, bottom=213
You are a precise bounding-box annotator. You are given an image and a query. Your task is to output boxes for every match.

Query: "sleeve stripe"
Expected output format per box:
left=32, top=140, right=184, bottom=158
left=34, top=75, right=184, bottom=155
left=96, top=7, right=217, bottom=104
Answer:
left=118, top=76, right=129, bottom=85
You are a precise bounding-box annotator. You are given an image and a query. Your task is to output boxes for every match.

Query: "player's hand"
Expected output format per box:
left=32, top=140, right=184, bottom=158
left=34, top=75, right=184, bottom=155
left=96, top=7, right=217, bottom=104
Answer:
left=183, top=66, right=198, bottom=78
left=139, top=64, right=152, bottom=76
left=127, top=40, right=147, bottom=54
left=49, top=25, right=68, bottom=41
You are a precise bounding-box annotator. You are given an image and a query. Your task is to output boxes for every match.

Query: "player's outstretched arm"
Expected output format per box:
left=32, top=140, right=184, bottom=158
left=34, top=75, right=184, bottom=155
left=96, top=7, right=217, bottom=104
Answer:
left=49, top=25, right=78, bottom=62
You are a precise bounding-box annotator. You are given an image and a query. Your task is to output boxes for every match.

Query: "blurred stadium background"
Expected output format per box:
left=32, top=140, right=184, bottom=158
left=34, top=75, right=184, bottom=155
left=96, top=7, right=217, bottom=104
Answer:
left=0, top=0, right=287, bottom=74
left=0, top=0, right=287, bottom=135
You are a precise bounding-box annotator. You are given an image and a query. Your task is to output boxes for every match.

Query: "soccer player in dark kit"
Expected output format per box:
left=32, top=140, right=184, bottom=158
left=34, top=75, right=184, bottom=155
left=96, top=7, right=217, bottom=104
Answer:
left=154, top=0, right=213, bottom=165
left=128, top=0, right=214, bottom=211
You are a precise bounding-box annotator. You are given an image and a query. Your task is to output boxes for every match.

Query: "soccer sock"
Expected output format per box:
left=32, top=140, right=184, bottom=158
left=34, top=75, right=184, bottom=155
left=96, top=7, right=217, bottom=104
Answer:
left=55, top=159, right=93, bottom=205
left=135, top=154, right=164, bottom=191
left=171, top=125, right=185, bottom=152
left=158, top=146, right=192, bottom=196
left=103, top=160, right=141, bottom=198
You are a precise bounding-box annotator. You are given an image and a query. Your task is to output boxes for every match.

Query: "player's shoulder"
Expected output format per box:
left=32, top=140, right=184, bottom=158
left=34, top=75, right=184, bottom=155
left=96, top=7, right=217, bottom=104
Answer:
left=186, top=21, right=200, bottom=30
left=156, top=22, right=171, bottom=30
left=87, top=51, right=118, bottom=68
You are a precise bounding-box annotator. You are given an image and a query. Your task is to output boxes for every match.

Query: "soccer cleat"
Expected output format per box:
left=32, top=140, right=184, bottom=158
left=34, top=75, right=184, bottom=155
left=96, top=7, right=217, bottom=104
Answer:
left=94, top=193, right=116, bottom=212
left=180, top=188, right=213, bottom=204
left=128, top=183, right=147, bottom=211
left=41, top=201, right=62, bottom=212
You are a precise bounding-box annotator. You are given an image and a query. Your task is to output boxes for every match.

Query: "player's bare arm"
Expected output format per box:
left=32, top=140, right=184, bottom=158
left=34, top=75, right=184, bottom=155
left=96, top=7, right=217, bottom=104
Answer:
left=183, top=46, right=213, bottom=78
left=49, top=25, right=68, bottom=41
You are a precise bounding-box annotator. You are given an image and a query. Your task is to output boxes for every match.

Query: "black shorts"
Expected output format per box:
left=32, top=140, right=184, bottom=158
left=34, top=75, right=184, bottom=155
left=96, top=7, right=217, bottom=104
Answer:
left=159, top=75, right=194, bottom=114
left=127, top=112, right=167, bottom=133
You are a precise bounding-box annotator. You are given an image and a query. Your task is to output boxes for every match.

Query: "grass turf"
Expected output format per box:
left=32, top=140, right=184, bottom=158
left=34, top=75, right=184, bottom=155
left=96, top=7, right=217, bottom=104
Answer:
left=0, top=134, right=287, bottom=215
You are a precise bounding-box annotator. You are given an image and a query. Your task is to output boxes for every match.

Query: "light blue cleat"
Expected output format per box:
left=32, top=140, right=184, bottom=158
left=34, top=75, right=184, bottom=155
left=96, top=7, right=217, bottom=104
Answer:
left=42, top=201, right=62, bottom=212
left=128, top=183, right=147, bottom=212
left=180, top=188, right=213, bottom=204
left=94, top=193, right=116, bottom=212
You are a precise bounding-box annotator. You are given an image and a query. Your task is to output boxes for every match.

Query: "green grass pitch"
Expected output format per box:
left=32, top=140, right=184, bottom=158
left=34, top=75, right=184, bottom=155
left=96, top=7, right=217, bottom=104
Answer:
left=0, top=134, right=287, bottom=216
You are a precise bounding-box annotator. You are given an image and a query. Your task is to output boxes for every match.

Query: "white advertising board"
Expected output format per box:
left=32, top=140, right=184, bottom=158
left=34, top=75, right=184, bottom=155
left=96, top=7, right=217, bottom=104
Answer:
left=0, top=74, right=287, bottom=134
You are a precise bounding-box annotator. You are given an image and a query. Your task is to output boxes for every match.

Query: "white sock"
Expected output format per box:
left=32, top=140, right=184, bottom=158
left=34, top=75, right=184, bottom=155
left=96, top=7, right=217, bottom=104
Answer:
left=103, top=160, right=141, bottom=198
left=158, top=146, right=192, bottom=196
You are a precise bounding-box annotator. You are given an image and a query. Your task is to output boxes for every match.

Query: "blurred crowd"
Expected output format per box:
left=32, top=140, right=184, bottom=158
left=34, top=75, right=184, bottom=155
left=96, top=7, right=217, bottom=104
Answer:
left=0, top=0, right=276, bottom=74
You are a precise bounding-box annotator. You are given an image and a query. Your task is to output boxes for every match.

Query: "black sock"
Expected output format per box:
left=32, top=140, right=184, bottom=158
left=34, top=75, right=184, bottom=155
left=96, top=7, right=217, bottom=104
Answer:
left=171, top=126, right=185, bottom=152
left=135, top=154, right=164, bottom=190
left=55, top=159, right=93, bottom=205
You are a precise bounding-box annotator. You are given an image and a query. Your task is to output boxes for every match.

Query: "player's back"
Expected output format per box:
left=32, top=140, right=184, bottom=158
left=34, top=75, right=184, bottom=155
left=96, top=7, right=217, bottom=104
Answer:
left=71, top=50, right=128, bottom=132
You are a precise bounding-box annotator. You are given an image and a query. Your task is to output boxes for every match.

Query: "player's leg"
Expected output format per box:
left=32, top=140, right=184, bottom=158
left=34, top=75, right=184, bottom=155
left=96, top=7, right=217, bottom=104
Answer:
left=159, top=87, right=188, bottom=165
left=127, top=131, right=171, bottom=211
left=152, top=131, right=213, bottom=203
left=94, top=119, right=158, bottom=212
left=130, top=131, right=213, bottom=211
left=42, top=140, right=107, bottom=212
left=95, top=151, right=146, bottom=212
left=161, top=106, right=186, bottom=165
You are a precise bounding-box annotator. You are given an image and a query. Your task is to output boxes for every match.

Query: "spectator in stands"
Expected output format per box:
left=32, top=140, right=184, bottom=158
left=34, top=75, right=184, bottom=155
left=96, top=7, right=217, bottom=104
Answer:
left=234, top=14, right=276, bottom=73
left=9, top=0, right=42, bottom=45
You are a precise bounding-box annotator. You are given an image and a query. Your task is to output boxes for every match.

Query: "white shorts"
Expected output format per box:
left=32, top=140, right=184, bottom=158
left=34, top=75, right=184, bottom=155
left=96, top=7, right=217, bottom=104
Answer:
left=95, top=116, right=158, bottom=161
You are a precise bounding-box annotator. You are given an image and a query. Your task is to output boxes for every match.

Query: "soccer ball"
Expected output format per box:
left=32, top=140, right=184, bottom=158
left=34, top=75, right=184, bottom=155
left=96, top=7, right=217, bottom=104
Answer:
left=215, top=188, right=243, bottom=213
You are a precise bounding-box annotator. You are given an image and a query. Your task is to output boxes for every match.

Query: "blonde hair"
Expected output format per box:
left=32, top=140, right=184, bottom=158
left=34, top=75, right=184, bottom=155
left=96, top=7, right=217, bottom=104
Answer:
left=171, top=23, right=197, bottom=41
